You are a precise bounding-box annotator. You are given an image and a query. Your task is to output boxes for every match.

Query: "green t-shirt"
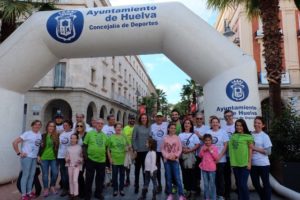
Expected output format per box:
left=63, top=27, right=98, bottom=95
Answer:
left=41, top=134, right=56, bottom=160
left=83, top=130, right=108, bottom=163
left=229, top=133, right=254, bottom=167
left=108, top=134, right=128, bottom=165
left=175, top=122, right=182, bottom=135
left=123, top=125, right=134, bottom=145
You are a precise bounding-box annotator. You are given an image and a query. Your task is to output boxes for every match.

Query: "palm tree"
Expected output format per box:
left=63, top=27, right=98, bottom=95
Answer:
left=180, top=79, right=203, bottom=114
left=155, top=88, right=167, bottom=111
left=206, top=0, right=299, bottom=119
left=0, top=0, right=58, bottom=42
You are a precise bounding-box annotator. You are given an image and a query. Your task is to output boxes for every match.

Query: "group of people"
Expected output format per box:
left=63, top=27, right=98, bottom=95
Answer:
left=12, top=109, right=272, bottom=200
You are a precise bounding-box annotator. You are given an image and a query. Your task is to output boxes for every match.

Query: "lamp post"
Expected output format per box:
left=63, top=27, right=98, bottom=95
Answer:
left=135, top=89, right=141, bottom=113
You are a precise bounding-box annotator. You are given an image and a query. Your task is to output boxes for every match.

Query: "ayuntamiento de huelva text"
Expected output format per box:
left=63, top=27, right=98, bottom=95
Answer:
left=87, top=6, right=159, bottom=30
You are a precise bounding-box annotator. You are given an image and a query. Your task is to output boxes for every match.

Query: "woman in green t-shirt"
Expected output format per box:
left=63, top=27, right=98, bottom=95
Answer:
left=229, top=119, right=253, bottom=200
left=38, top=121, right=59, bottom=197
left=107, top=122, right=129, bottom=197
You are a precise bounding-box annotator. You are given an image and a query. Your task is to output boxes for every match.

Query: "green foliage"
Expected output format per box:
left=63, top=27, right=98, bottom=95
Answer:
left=180, top=79, right=203, bottom=114
left=269, top=106, right=300, bottom=162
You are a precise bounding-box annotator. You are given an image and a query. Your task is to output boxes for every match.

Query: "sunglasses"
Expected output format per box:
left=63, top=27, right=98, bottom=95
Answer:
left=76, top=125, right=84, bottom=128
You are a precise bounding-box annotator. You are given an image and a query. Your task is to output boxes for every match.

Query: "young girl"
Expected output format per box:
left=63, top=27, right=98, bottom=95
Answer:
left=161, top=122, right=185, bottom=200
left=107, top=123, right=128, bottom=197
left=65, top=134, right=83, bottom=200
left=229, top=119, right=253, bottom=200
left=251, top=116, right=272, bottom=200
left=199, top=134, right=219, bottom=200
left=138, top=137, right=157, bottom=200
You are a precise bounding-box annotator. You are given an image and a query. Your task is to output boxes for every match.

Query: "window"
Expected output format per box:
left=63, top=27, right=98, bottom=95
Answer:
left=112, top=56, right=116, bottom=71
left=54, top=62, right=66, bottom=87
left=124, top=69, right=127, bottom=81
left=102, top=76, right=106, bottom=88
left=118, top=87, right=121, bottom=95
left=129, top=74, right=131, bottom=84
left=119, top=62, right=122, bottom=73
left=91, top=68, right=96, bottom=83
left=111, top=82, right=115, bottom=93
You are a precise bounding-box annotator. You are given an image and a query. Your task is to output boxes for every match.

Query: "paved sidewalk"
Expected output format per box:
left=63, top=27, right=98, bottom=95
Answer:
left=0, top=168, right=284, bottom=200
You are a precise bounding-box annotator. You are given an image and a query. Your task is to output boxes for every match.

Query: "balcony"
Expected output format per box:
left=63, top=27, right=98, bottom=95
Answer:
left=111, top=92, right=132, bottom=107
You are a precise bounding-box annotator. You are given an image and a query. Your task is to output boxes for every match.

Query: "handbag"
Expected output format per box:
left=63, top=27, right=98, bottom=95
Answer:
left=181, top=133, right=196, bottom=169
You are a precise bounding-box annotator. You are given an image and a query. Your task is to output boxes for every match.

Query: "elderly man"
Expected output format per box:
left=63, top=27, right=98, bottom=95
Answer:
left=83, top=118, right=108, bottom=200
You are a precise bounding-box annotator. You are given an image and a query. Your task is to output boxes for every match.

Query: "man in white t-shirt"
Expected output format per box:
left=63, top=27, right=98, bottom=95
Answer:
left=222, top=110, right=235, bottom=200
left=150, top=111, right=168, bottom=193
left=194, top=113, right=209, bottom=194
left=102, top=114, right=116, bottom=137
left=73, top=113, right=92, bottom=132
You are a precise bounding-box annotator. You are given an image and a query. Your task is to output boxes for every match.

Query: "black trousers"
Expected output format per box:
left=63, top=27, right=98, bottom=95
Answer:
left=78, top=163, right=86, bottom=197
left=216, top=162, right=226, bottom=197
left=134, top=151, right=147, bottom=189
left=84, top=159, right=105, bottom=200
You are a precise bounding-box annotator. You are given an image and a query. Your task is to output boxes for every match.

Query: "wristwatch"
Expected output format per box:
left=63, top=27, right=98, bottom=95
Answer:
left=17, top=152, right=21, bottom=156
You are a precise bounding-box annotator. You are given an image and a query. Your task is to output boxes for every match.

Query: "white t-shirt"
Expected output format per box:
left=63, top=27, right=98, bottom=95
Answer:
left=222, top=123, right=235, bottom=139
left=151, top=122, right=168, bottom=152
left=178, top=132, right=200, bottom=149
left=102, top=125, right=115, bottom=137
left=57, top=130, right=73, bottom=159
left=20, top=131, right=42, bottom=158
left=251, top=131, right=272, bottom=166
left=194, top=125, right=210, bottom=143
left=206, top=129, right=229, bottom=163
left=56, top=124, right=64, bottom=134
left=144, top=150, right=157, bottom=173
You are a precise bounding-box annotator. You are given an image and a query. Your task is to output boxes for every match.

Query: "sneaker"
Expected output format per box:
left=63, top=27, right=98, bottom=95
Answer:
left=27, top=192, right=36, bottom=199
left=21, top=195, right=29, bottom=200
left=167, top=194, right=173, bottom=200
left=50, top=187, right=58, bottom=195
left=113, top=191, right=118, bottom=196
left=120, top=191, right=125, bottom=196
left=179, top=195, right=186, bottom=200
left=43, top=189, right=49, bottom=197
left=156, top=185, right=162, bottom=194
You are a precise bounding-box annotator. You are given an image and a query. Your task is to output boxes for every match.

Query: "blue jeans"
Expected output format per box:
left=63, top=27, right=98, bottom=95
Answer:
left=164, top=160, right=184, bottom=196
left=250, top=165, right=271, bottom=200
left=233, top=167, right=250, bottom=200
left=112, top=165, right=125, bottom=192
left=20, top=157, right=37, bottom=195
left=41, top=160, right=58, bottom=188
left=202, top=170, right=216, bottom=200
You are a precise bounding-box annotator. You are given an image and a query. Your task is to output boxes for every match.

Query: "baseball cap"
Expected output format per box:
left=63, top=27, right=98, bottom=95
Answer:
left=156, top=111, right=163, bottom=117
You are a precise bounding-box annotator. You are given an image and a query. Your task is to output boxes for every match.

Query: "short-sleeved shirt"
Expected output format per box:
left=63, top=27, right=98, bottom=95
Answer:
left=151, top=122, right=168, bottom=152
left=123, top=125, right=134, bottom=145
left=102, top=125, right=115, bottom=137
left=206, top=129, right=229, bottom=163
left=229, top=133, right=254, bottom=167
left=108, top=134, right=128, bottom=165
left=251, top=131, right=272, bottom=166
left=84, top=130, right=108, bottom=163
left=20, top=131, right=42, bottom=158
left=41, top=134, right=55, bottom=160
left=57, top=130, right=73, bottom=159
left=175, top=122, right=182, bottom=135
left=194, top=125, right=210, bottom=144
left=178, top=132, right=200, bottom=149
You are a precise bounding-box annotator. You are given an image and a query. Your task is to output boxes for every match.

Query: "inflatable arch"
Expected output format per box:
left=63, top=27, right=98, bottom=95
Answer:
left=0, top=3, right=261, bottom=183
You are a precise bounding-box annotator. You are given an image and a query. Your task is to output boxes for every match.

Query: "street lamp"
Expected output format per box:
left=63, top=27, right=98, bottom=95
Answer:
left=135, top=89, right=141, bottom=113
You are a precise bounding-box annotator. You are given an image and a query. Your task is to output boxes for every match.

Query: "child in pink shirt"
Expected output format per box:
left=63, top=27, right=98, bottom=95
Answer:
left=65, top=134, right=83, bottom=199
left=199, top=134, right=218, bottom=200
left=161, top=122, right=185, bottom=200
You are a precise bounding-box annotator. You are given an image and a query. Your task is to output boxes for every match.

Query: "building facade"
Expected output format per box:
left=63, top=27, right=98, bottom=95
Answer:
left=215, top=0, right=300, bottom=114
left=24, top=0, right=156, bottom=129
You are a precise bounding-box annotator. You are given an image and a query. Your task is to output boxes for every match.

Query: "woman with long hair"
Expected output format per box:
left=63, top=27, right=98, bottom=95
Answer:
left=251, top=116, right=272, bottom=200
left=132, top=113, right=151, bottom=194
left=12, top=120, right=42, bottom=200
left=229, top=119, right=253, bottom=200
left=38, top=121, right=59, bottom=197
left=178, top=119, right=200, bottom=198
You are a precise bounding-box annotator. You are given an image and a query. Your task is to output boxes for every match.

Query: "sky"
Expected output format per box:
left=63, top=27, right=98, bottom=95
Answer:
left=110, top=0, right=218, bottom=104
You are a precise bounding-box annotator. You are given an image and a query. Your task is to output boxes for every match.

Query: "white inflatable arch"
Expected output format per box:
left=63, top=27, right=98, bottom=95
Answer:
left=0, top=3, right=261, bottom=183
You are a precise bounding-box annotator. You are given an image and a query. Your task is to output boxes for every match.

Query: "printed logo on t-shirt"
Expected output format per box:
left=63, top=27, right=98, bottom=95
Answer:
left=96, top=137, right=104, bottom=147
left=156, top=130, right=165, bottom=137
left=212, top=136, right=219, bottom=144
left=61, top=137, right=69, bottom=144
left=115, top=140, right=125, bottom=151
left=35, top=139, right=41, bottom=146
left=106, top=131, right=114, bottom=137
left=166, top=143, right=176, bottom=153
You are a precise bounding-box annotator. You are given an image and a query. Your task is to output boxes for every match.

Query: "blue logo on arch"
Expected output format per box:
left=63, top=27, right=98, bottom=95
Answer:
left=47, top=10, right=84, bottom=43
left=226, top=79, right=249, bottom=102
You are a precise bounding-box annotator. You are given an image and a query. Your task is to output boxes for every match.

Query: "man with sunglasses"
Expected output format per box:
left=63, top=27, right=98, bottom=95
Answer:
left=194, top=113, right=209, bottom=195
left=222, top=110, right=235, bottom=200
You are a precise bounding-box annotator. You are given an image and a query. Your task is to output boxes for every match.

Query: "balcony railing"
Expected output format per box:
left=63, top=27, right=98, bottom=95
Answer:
left=111, top=93, right=132, bottom=107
